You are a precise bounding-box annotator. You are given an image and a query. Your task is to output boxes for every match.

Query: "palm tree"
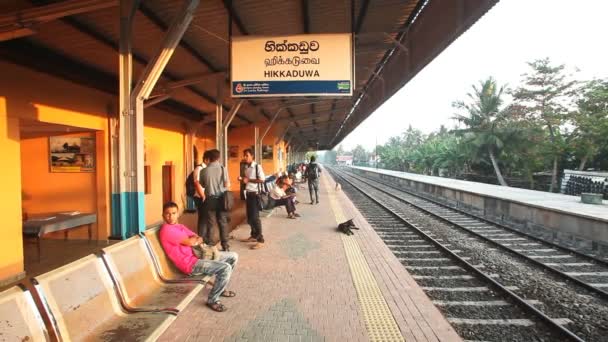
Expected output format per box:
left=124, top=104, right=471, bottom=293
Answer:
left=453, top=77, right=510, bottom=186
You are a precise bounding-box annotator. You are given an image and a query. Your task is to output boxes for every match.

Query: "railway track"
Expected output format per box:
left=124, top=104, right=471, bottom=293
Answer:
left=327, top=166, right=608, bottom=341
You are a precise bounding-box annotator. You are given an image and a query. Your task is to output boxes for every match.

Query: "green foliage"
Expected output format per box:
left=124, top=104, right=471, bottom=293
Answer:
left=511, top=58, right=578, bottom=191
left=337, top=59, right=608, bottom=192
left=569, top=79, right=608, bottom=170
left=453, top=77, right=510, bottom=185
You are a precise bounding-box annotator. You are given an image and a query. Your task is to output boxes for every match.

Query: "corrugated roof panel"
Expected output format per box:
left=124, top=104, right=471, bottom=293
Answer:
left=308, top=0, right=351, bottom=33
left=235, top=0, right=303, bottom=35
left=28, top=20, right=119, bottom=77
left=144, top=0, right=229, bottom=70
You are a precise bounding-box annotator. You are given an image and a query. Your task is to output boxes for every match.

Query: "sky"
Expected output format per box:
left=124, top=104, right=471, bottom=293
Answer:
left=337, top=0, right=608, bottom=151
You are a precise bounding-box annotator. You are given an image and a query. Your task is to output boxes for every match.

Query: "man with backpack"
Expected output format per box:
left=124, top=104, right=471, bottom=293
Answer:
left=306, top=156, right=321, bottom=204
left=200, top=149, right=231, bottom=251
left=186, top=152, right=210, bottom=239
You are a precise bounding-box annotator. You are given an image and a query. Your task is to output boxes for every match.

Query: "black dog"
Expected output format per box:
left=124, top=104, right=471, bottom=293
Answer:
left=338, top=219, right=360, bottom=235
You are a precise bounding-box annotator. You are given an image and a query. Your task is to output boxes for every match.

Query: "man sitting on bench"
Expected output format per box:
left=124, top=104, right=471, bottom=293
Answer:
left=159, top=201, right=238, bottom=312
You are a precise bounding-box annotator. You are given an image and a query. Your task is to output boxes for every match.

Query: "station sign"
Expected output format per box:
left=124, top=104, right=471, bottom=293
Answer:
left=231, top=33, right=353, bottom=97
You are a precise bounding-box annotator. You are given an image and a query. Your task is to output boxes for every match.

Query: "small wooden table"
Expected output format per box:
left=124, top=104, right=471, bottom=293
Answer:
left=23, top=212, right=97, bottom=261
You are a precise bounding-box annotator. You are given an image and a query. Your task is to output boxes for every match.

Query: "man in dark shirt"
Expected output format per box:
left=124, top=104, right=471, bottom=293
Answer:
left=306, top=156, right=322, bottom=204
left=200, top=149, right=231, bottom=251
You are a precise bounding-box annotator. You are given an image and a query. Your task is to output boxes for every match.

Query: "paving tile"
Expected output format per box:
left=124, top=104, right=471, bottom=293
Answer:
left=158, top=172, right=461, bottom=342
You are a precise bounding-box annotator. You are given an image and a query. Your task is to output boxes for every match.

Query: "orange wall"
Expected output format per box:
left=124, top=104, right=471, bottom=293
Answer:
left=21, top=132, right=99, bottom=239
left=0, top=60, right=203, bottom=282
left=144, top=126, right=186, bottom=224
left=225, top=124, right=286, bottom=189
left=0, top=97, right=24, bottom=283
left=0, top=60, right=291, bottom=283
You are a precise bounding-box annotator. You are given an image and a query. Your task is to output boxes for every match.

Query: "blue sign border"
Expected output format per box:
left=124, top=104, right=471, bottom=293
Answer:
left=232, top=80, right=352, bottom=97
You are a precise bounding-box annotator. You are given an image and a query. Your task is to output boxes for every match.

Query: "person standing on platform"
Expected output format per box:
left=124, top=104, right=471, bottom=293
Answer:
left=194, top=152, right=210, bottom=238
left=200, top=149, right=231, bottom=251
left=306, top=155, right=321, bottom=204
left=238, top=148, right=265, bottom=250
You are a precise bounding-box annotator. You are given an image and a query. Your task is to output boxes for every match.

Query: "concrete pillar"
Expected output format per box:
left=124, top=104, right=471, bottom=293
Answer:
left=117, top=0, right=199, bottom=238
left=0, top=103, right=25, bottom=285
left=215, top=76, right=223, bottom=161
left=254, top=126, right=261, bottom=162
left=116, top=0, right=141, bottom=239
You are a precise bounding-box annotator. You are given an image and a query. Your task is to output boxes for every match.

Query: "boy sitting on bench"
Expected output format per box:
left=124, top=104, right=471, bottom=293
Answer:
left=159, top=201, right=238, bottom=312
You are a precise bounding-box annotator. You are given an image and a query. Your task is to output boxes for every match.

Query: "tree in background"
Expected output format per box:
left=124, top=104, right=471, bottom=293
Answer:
left=453, top=77, right=511, bottom=186
left=323, top=149, right=338, bottom=165
left=305, top=151, right=317, bottom=162
left=511, top=58, right=577, bottom=192
left=352, top=144, right=369, bottom=165
left=570, top=79, right=608, bottom=170
left=336, top=145, right=345, bottom=156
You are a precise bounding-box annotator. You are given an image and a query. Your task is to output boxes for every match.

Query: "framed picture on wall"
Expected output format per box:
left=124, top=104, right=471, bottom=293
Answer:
left=262, top=145, right=273, bottom=160
left=49, top=136, right=95, bottom=172
left=229, top=145, right=239, bottom=159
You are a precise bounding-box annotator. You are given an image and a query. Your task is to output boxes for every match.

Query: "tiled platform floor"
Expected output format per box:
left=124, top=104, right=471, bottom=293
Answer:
left=159, top=172, right=460, bottom=342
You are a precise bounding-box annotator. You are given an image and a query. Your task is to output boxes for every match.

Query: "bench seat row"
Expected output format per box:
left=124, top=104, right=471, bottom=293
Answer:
left=0, top=227, right=208, bottom=341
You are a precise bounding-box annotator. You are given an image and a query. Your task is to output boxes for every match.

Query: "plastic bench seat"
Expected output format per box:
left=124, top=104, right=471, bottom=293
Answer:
left=142, top=227, right=210, bottom=284
left=33, top=255, right=175, bottom=342
left=0, top=285, right=50, bottom=341
left=101, top=237, right=203, bottom=313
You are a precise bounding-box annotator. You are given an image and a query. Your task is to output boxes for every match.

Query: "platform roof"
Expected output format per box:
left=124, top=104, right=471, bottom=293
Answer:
left=0, top=0, right=498, bottom=151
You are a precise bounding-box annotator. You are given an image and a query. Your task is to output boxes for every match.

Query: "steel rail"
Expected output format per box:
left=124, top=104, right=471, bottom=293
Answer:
left=363, top=171, right=608, bottom=267
left=343, top=169, right=608, bottom=301
left=329, top=167, right=585, bottom=342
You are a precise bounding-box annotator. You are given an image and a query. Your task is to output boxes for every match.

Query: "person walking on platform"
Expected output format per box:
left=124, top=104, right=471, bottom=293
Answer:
left=239, top=148, right=266, bottom=250
left=200, top=149, right=231, bottom=251
left=306, top=155, right=321, bottom=204
left=193, top=152, right=210, bottom=238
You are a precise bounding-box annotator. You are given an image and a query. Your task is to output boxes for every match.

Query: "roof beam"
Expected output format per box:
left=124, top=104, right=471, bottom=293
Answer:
left=222, top=0, right=248, bottom=35
left=137, top=4, right=256, bottom=124
left=0, top=0, right=118, bottom=41
left=331, top=0, right=426, bottom=147
left=354, top=0, right=370, bottom=34
left=35, top=9, right=251, bottom=124
left=139, top=4, right=217, bottom=71
left=277, top=106, right=350, bottom=122
left=150, top=71, right=225, bottom=97
left=0, top=39, right=205, bottom=121
left=301, top=0, right=310, bottom=33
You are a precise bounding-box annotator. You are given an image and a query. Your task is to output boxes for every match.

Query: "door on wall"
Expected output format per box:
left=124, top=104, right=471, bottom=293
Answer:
left=162, top=164, right=174, bottom=205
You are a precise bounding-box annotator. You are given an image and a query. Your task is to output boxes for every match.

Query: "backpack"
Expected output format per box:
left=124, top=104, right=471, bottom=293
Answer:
left=307, top=163, right=319, bottom=180
left=219, top=166, right=234, bottom=211
left=185, top=165, right=202, bottom=197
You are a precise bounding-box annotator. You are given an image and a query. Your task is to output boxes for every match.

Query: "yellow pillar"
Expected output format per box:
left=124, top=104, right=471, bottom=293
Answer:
left=0, top=97, right=25, bottom=285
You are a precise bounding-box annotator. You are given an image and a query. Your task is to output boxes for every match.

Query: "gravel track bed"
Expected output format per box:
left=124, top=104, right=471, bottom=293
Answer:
left=335, top=168, right=608, bottom=341
left=415, top=278, right=489, bottom=288
left=426, top=290, right=506, bottom=302
left=329, top=170, right=566, bottom=341
left=441, top=305, right=528, bottom=320
left=408, top=268, right=473, bottom=276
left=457, top=324, right=559, bottom=342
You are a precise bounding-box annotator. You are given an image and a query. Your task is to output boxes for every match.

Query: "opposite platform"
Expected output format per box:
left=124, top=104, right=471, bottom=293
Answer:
left=353, top=166, right=608, bottom=253
left=353, top=166, right=608, bottom=220
left=158, top=172, right=460, bottom=342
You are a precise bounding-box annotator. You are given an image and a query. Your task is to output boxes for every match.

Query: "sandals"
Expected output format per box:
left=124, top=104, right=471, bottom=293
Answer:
left=206, top=301, right=227, bottom=312
left=221, top=290, right=236, bottom=297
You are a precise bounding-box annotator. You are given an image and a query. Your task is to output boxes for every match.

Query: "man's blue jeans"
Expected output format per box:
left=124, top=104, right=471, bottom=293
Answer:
left=190, top=251, right=238, bottom=304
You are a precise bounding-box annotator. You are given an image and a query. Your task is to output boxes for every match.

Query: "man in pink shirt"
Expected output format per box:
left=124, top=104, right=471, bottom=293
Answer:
left=160, top=201, right=238, bottom=312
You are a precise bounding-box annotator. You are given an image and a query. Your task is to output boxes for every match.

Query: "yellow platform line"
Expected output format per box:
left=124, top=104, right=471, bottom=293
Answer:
left=323, top=174, right=405, bottom=342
